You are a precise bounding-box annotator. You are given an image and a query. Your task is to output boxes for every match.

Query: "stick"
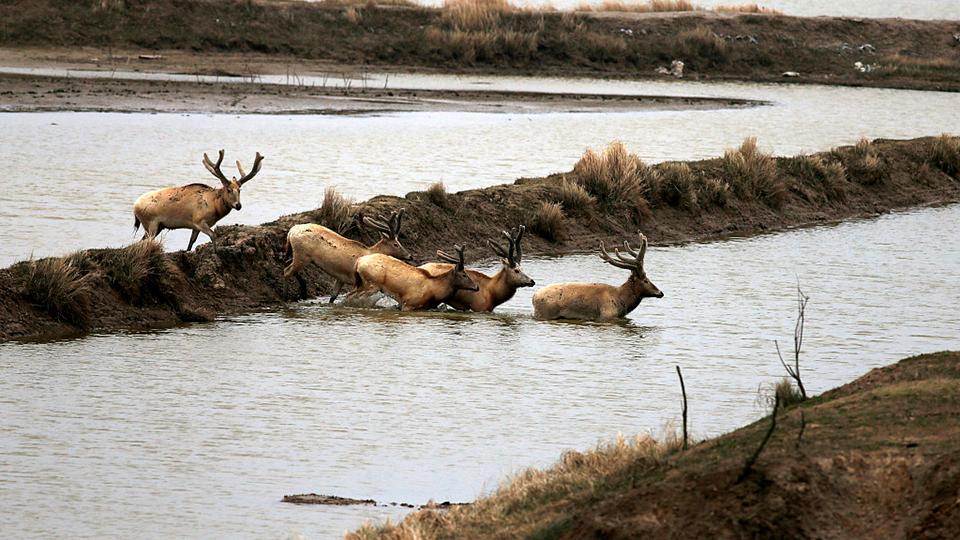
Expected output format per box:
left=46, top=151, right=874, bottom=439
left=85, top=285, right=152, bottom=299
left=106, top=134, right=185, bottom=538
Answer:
left=676, top=365, right=688, bottom=451
left=736, top=393, right=779, bottom=484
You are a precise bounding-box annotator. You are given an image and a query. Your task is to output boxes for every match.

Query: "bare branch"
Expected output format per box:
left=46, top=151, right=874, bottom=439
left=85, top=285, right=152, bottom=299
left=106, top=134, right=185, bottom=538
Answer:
left=676, top=365, right=688, bottom=451
left=736, top=392, right=779, bottom=484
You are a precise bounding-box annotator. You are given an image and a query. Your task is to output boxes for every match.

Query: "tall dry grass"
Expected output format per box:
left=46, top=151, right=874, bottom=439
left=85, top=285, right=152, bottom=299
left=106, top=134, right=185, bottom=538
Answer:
left=100, top=239, right=176, bottom=305
left=554, top=177, right=596, bottom=215
left=655, top=162, right=698, bottom=210
left=674, top=25, right=728, bottom=67
left=316, top=187, right=355, bottom=234
left=721, top=136, right=785, bottom=208
left=16, top=256, right=93, bottom=327
left=788, top=155, right=847, bottom=203
left=576, top=0, right=701, bottom=12
left=425, top=181, right=450, bottom=208
left=531, top=201, right=565, bottom=241
left=928, top=134, right=960, bottom=176
left=840, top=137, right=887, bottom=185
left=573, top=141, right=653, bottom=206
left=426, top=0, right=541, bottom=62
left=716, top=3, right=782, bottom=14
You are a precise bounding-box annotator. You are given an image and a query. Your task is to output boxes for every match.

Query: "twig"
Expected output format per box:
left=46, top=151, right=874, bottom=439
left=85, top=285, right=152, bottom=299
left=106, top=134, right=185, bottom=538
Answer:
left=795, top=410, right=806, bottom=449
left=776, top=280, right=809, bottom=400
left=736, top=393, right=779, bottom=484
left=676, top=365, right=688, bottom=451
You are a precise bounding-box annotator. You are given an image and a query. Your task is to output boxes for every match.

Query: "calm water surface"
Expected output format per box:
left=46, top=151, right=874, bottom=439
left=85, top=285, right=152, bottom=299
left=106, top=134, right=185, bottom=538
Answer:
left=2, top=204, right=958, bottom=538
left=2, top=76, right=959, bottom=264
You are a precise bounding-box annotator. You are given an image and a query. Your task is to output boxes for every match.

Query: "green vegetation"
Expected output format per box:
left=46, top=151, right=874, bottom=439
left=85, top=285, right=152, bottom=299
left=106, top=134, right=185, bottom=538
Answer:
left=15, top=256, right=92, bottom=328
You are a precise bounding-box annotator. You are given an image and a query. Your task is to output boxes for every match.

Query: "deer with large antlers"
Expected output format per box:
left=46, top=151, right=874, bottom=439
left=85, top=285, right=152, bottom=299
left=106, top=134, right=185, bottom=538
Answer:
left=419, top=226, right=534, bottom=312
left=133, top=149, right=264, bottom=251
left=350, top=245, right=479, bottom=311
left=532, top=232, right=663, bottom=321
left=284, top=209, right=412, bottom=302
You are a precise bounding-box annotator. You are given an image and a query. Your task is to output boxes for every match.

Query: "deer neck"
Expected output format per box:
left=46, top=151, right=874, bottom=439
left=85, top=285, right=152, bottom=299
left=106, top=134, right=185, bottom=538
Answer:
left=487, top=268, right=516, bottom=305
left=616, top=274, right=645, bottom=317
left=213, top=188, right=233, bottom=221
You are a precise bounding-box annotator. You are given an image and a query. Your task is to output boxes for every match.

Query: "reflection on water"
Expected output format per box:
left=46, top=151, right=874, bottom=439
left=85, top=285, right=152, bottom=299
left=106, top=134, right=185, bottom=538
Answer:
left=2, top=76, right=959, bottom=264
left=2, top=204, right=958, bottom=538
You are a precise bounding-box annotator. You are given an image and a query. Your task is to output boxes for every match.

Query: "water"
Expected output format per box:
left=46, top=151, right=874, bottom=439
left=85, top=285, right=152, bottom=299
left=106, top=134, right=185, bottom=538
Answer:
left=2, top=74, right=959, bottom=265
left=2, top=204, right=959, bottom=538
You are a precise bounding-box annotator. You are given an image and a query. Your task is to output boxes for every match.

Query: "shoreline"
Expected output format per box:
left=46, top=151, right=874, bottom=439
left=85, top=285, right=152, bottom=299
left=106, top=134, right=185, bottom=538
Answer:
left=1, top=136, right=958, bottom=343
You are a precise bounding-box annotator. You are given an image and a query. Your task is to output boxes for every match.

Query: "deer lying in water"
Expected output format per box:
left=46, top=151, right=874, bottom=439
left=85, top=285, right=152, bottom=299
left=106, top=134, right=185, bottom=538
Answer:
left=533, top=232, right=663, bottom=321
left=284, top=209, right=411, bottom=302
left=419, top=226, right=534, bottom=312
left=133, top=149, right=264, bottom=251
left=350, top=245, right=479, bottom=311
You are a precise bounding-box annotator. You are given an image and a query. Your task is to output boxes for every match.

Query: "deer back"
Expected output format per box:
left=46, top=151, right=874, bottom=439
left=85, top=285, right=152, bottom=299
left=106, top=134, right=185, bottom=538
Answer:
left=288, top=224, right=374, bottom=284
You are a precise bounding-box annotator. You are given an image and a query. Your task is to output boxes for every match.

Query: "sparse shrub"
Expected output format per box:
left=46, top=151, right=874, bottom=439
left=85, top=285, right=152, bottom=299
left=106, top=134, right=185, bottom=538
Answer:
left=773, top=377, right=805, bottom=409
left=573, top=141, right=652, bottom=206
left=656, top=162, right=698, bottom=210
left=531, top=201, right=564, bottom=241
left=101, top=239, right=176, bottom=305
left=343, top=5, right=362, bottom=24
left=790, top=155, right=848, bottom=203
left=716, top=3, right=783, bottom=14
left=554, top=178, right=596, bottom=215
left=674, top=25, right=727, bottom=67
left=578, top=0, right=699, bottom=12
left=842, top=138, right=888, bottom=185
left=63, top=249, right=99, bottom=276
left=698, top=177, right=730, bottom=207
left=722, top=136, right=785, bottom=208
left=317, top=187, right=354, bottom=234
left=16, top=257, right=92, bottom=327
left=928, top=134, right=960, bottom=176
left=426, top=181, right=450, bottom=208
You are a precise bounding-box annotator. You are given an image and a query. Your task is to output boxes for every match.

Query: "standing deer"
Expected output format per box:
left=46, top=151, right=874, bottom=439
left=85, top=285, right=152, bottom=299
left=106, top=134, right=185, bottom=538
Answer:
left=350, top=245, right=479, bottom=311
left=133, top=149, right=264, bottom=251
left=419, top=226, right=534, bottom=312
left=284, top=209, right=412, bottom=302
left=532, top=232, right=663, bottom=321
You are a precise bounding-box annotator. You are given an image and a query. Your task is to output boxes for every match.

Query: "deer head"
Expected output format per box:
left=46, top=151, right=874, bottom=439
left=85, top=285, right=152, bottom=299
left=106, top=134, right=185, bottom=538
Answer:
left=437, top=244, right=479, bottom=292
left=364, top=208, right=412, bottom=262
left=599, top=232, right=663, bottom=299
left=487, top=225, right=535, bottom=288
left=202, top=149, right=264, bottom=211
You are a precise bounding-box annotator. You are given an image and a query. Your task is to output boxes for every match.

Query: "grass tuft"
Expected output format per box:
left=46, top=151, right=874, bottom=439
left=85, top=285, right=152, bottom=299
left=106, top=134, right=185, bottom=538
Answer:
left=577, top=0, right=700, bottom=12
left=531, top=201, right=564, bottom=241
left=928, top=134, right=960, bottom=176
left=15, top=256, right=93, bottom=328
left=722, top=136, right=785, bottom=208
left=655, top=162, right=699, bottom=211
left=426, top=181, right=450, bottom=208
left=698, top=177, right=730, bottom=208
left=773, top=377, right=805, bottom=409
left=715, top=3, right=782, bottom=14
left=554, top=177, right=596, bottom=215
left=573, top=141, right=652, bottom=206
left=788, top=155, right=848, bottom=203
left=317, top=187, right=355, bottom=234
left=674, top=25, right=727, bottom=68
left=841, top=137, right=887, bottom=185
left=100, top=239, right=176, bottom=305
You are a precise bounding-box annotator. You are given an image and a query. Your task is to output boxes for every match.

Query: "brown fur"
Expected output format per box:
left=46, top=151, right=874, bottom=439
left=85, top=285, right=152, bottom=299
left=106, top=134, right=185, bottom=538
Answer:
left=419, top=262, right=534, bottom=312
left=352, top=254, right=478, bottom=311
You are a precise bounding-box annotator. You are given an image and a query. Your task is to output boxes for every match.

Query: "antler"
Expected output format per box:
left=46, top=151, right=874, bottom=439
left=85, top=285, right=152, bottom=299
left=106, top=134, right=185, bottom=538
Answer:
left=437, top=244, right=466, bottom=269
left=202, top=149, right=230, bottom=186
left=598, top=232, right=648, bottom=273
left=390, top=208, right=404, bottom=239
left=236, top=152, right=264, bottom=185
left=487, top=225, right=525, bottom=266
left=363, top=208, right=404, bottom=239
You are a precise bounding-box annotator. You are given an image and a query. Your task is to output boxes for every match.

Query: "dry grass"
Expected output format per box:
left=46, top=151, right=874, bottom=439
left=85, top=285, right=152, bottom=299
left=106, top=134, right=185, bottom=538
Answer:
left=716, top=3, right=782, bottom=14
left=531, top=201, right=564, bottom=241
left=15, top=256, right=93, bottom=327
left=698, top=177, right=731, bottom=207
left=316, top=187, right=355, bottom=234
left=721, top=136, right=785, bottom=208
left=425, top=181, right=450, bottom=208
left=349, top=433, right=683, bottom=539
left=928, top=134, right=960, bottom=176
left=674, top=25, right=728, bottom=67
left=840, top=137, right=887, bottom=185
left=100, top=239, right=175, bottom=305
left=789, top=155, right=848, bottom=203
left=655, top=162, right=698, bottom=210
left=576, top=0, right=701, bottom=12
left=573, top=141, right=652, bottom=206
left=554, top=177, right=596, bottom=215
left=441, top=0, right=515, bottom=31
left=773, top=377, right=805, bottom=409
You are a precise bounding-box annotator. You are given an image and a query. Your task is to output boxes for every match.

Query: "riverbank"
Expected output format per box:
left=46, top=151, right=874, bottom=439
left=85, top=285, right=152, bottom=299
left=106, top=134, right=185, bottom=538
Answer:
left=0, top=135, right=957, bottom=342
left=1, top=1, right=960, bottom=92
left=348, top=350, right=960, bottom=538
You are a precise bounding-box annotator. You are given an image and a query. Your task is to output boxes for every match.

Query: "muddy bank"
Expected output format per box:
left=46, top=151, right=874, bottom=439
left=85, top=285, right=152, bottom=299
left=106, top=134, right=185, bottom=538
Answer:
left=1, top=1, right=960, bottom=92
left=0, top=71, right=759, bottom=114
left=282, top=493, right=466, bottom=510
left=1, top=136, right=958, bottom=342
left=350, top=350, right=960, bottom=538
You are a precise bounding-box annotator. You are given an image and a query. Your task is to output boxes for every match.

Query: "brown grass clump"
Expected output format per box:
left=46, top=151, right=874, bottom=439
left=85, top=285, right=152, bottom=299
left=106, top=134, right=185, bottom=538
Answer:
left=531, top=201, right=564, bottom=241
left=426, top=1, right=540, bottom=63
left=722, top=136, right=785, bottom=208
left=773, top=377, right=805, bottom=409
left=698, top=177, right=731, bottom=208
left=789, top=155, right=848, bottom=203
left=578, top=0, right=701, bottom=12
left=715, top=3, right=782, bottom=14
left=841, top=137, right=888, bottom=185
left=15, top=256, right=93, bottom=328
left=573, top=141, right=652, bottom=206
left=674, top=25, right=728, bottom=68
left=927, top=134, right=960, bottom=176
left=425, top=181, right=450, bottom=208
left=554, top=177, right=596, bottom=215
left=655, top=162, right=698, bottom=210
left=100, top=239, right=176, bottom=305
left=316, top=187, right=355, bottom=234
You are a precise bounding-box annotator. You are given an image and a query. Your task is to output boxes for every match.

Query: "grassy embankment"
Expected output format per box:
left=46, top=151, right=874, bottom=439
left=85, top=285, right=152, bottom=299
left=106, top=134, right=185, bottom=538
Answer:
left=348, top=351, right=960, bottom=539
left=2, top=0, right=960, bottom=90
left=1, top=135, right=958, bottom=341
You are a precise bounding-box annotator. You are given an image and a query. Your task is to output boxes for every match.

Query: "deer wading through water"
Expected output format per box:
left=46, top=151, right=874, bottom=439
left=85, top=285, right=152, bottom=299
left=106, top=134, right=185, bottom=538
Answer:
left=419, top=225, right=535, bottom=312
left=133, top=149, right=264, bottom=251
left=284, top=209, right=412, bottom=302
left=350, top=244, right=479, bottom=311
left=532, top=232, right=663, bottom=321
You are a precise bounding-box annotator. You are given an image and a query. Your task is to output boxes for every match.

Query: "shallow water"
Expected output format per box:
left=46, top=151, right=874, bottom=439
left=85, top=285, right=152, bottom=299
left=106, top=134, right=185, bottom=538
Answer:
left=2, top=75, right=959, bottom=265
left=2, top=204, right=958, bottom=538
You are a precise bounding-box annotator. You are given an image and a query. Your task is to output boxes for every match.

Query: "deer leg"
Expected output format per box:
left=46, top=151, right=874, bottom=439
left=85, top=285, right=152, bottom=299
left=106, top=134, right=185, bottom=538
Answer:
left=198, top=223, right=217, bottom=253
left=186, top=229, right=201, bottom=251
left=329, top=281, right=344, bottom=303
left=295, top=274, right=308, bottom=300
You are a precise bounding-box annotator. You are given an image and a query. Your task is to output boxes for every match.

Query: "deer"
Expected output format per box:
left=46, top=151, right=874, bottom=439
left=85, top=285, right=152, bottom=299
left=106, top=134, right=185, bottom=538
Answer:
left=283, top=209, right=412, bottom=303
left=419, top=225, right=534, bottom=312
left=133, top=149, right=264, bottom=251
left=532, top=232, right=663, bottom=321
left=349, top=245, right=479, bottom=311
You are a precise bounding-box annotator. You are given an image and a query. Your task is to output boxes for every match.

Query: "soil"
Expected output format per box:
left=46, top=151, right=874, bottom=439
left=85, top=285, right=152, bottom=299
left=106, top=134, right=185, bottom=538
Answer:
left=1, top=1, right=959, bottom=92
left=362, top=351, right=960, bottom=539
left=0, top=136, right=958, bottom=343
